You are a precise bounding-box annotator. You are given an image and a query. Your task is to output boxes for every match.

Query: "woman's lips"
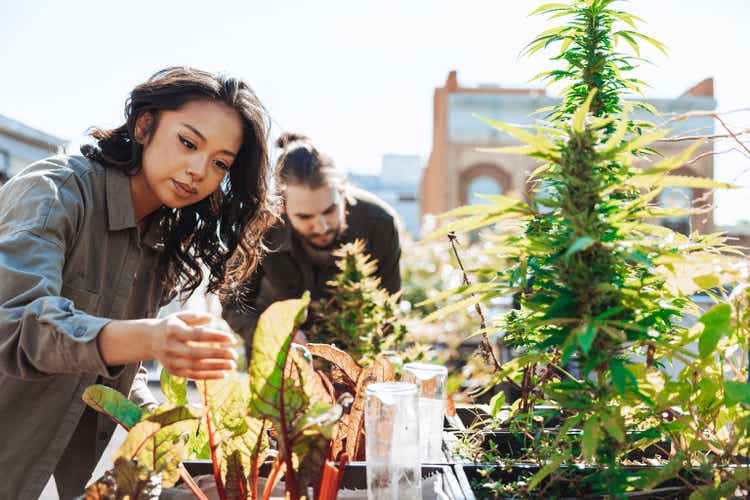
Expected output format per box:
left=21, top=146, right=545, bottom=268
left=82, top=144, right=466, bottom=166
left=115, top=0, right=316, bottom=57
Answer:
left=172, top=179, right=197, bottom=199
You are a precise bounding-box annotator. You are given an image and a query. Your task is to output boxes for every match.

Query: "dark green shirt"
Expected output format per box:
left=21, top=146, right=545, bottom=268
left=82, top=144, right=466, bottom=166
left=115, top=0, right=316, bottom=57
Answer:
left=0, top=155, right=164, bottom=499
left=222, top=187, right=401, bottom=346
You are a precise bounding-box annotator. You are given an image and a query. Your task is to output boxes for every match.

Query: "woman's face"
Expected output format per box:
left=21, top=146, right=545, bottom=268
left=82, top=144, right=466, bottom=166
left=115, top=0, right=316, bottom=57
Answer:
left=136, top=99, right=243, bottom=210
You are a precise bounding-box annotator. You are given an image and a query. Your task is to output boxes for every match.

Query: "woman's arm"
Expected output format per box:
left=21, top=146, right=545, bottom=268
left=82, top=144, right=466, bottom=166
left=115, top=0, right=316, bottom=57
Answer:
left=0, top=163, right=235, bottom=380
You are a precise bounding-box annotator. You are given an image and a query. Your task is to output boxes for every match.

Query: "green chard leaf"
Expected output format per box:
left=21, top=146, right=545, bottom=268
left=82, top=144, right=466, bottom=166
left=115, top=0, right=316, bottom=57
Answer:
left=160, top=369, right=188, bottom=406
left=83, top=384, right=143, bottom=430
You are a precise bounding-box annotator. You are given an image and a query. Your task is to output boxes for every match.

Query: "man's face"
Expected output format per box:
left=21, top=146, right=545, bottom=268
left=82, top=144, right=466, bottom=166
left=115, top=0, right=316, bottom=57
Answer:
left=284, top=183, right=345, bottom=250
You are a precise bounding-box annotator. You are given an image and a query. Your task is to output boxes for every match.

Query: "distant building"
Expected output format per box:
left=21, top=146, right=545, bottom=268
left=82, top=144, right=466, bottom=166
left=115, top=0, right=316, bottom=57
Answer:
left=420, top=71, right=717, bottom=235
left=348, top=154, right=424, bottom=236
left=0, top=113, right=67, bottom=178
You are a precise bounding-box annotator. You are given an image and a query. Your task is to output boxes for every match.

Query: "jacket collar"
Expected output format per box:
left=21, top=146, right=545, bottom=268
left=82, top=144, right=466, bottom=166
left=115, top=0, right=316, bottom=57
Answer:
left=105, top=167, right=165, bottom=251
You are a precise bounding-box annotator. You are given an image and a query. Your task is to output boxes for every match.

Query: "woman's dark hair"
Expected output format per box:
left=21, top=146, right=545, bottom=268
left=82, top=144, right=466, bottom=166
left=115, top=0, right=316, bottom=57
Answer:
left=274, top=132, right=344, bottom=193
left=82, top=66, right=277, bottom=303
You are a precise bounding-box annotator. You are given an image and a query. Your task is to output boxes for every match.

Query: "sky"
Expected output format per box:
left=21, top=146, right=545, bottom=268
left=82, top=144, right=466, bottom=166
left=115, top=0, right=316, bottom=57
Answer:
left=1, top=0, right=748, bottom=225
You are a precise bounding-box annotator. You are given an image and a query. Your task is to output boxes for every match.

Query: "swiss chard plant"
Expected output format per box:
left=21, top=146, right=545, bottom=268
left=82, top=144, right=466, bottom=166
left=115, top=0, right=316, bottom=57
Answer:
left=306, top=343, right=397, bottom=461
left=428, top=0, right=749, bottom=496
left=84, top=294, right=343, bottom=500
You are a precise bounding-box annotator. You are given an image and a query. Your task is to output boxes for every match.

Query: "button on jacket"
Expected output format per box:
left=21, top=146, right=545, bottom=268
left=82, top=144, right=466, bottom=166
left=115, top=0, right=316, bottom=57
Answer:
left=0, top=155, right=164, bottom=500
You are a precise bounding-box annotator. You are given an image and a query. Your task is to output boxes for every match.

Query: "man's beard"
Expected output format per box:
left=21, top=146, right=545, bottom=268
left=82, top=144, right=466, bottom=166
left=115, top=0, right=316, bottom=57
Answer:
left=299, top=228, right=342, bottom=251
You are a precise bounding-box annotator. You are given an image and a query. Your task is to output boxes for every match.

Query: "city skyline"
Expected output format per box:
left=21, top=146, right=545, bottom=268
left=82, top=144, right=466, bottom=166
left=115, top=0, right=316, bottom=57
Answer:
left=1, top=0, right=747, bottom=224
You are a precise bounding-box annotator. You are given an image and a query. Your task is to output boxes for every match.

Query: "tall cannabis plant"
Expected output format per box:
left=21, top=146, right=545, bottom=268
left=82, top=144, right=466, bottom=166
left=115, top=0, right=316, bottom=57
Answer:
left=429, top=0, right=747, bottom=496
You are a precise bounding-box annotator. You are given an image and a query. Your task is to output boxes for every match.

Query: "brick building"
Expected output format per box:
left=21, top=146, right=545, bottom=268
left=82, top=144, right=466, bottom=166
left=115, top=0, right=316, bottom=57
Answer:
left=420, top=71, right=718, bottom=235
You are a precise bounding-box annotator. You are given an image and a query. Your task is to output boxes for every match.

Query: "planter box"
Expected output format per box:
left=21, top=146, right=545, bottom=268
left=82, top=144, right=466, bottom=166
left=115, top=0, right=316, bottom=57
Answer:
left=181, top=460, right=466, bottom=499
left=444, top=405, right=568, bottom=431
left=445, top=404, right=491, bottom=431
left=445, top=429, right=671, bottom=463
left=453, top=463, right=716, bottom=500
left=339, top=462, right=466, bottom=499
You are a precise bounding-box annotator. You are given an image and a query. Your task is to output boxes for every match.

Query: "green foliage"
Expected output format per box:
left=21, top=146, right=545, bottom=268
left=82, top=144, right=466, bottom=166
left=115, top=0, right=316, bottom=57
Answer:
left=525, top=0, right=666, bottom=119
left=247, top=294, right=341, bottom=499
left=697, top=303, right=732, bottom=358
left=114, top=407, right=200, bottom=486
left=84, top=457, right=162, bottom=499
left=309, top=239, right=408, bottom=364
left=160, top=369, right=188, bottom=406
left=432, top=0, right=750, bottom=496
left=85, top=296, right=342, bottom=500
left=82, top=385, right=144, bottom=430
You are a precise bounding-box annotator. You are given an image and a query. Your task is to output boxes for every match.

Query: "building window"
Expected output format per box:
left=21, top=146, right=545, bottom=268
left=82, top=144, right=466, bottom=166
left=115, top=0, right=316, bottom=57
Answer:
left=660, top=186, right=693, bottom=235
left=467, top=175, right=502, bottom=205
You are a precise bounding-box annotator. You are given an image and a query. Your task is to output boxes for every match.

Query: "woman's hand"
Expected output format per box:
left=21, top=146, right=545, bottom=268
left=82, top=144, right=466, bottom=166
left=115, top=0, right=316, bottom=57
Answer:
left=151, top=311, right=238, bottom=379
left=98, top=312, right=238, bottom=380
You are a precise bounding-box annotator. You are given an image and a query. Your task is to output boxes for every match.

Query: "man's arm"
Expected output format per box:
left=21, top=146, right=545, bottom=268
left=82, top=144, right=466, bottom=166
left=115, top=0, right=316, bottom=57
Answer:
left=374, top=218, right=402, bottom=294
left=221, top=266, right=264, bottom=348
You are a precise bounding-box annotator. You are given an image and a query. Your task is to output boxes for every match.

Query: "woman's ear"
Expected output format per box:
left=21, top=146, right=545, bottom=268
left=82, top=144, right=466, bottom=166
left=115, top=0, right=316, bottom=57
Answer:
left=134, top=111, right=155, bottom=145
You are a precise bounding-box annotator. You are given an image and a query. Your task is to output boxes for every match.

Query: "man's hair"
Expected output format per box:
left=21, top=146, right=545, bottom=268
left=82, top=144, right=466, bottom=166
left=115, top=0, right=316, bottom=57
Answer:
left=0, top=170, right=9, bottom=187
left=274, top=132, right=344, bottom=193
left=81, top=66, right=278, bottom=303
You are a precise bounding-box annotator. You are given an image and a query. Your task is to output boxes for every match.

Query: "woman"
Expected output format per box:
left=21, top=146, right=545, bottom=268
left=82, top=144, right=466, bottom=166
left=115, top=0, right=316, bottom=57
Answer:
left=0, top=66, right=276, bottom=499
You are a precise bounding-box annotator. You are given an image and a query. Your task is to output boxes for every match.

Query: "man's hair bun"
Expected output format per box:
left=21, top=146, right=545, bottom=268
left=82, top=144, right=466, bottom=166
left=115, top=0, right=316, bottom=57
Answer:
left=275, top=132, right=310, bottom=149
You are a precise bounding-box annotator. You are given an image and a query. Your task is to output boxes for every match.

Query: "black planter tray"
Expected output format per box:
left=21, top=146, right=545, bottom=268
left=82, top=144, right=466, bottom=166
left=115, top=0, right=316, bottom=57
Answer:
left=445, top=404, right=491, bottom=431
left=341, top=462, right=466, bottom=499
left=453, top=463, right=742, bottom=500
left=181, top=460, right=466, bottom=499
left=444, top=405, right=568, bottom=432
left=445, top=429, right=671, bottom=463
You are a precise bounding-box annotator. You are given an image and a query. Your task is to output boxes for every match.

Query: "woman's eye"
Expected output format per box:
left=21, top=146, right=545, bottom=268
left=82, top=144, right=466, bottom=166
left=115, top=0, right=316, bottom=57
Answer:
left=179, top=135, right=196, bottom=150
left=214, top=160, right=231, bottom=171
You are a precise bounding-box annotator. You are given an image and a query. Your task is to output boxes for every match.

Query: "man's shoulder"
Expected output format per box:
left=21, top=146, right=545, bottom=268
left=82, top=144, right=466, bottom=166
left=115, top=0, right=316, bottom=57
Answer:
left=347, top=187, right=399, bottom=228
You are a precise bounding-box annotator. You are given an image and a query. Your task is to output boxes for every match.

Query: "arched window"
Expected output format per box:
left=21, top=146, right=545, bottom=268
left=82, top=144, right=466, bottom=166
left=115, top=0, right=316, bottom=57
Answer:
left=467, top=175, right=503, bottom=205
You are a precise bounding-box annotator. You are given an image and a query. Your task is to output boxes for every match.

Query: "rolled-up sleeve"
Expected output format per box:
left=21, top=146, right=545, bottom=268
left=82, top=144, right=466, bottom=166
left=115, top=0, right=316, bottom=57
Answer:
left=0, top=170, right=116, bottom=380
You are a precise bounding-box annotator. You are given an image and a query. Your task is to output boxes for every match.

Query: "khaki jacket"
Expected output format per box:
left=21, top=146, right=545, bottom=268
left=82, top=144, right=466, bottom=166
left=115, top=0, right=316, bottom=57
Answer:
left=0, top=156, right=163, bottom=499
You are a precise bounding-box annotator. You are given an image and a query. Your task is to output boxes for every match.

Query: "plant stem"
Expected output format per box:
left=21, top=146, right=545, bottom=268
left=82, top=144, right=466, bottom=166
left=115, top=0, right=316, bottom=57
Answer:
left=178, top=464, right=209, bottom=500
left=447, top=231, right=501, bottom=371
left=279, top=344, right=299, bottom=499
left=203, top=383, right=226, bottom=500
left=262, top=459, right=284, bottom=500
left=250, top=420, right=266, bottom=500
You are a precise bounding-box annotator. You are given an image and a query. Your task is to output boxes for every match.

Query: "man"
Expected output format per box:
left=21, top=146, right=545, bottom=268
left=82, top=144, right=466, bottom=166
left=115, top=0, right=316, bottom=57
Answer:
left=222, top=132, right=401, bottom=352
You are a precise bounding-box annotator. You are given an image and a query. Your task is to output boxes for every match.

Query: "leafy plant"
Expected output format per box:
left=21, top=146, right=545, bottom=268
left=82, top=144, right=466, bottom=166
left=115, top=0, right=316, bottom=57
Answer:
left=306, top=343, right=397, bottom=461
left=309, top=239, right=409, bottom=364
left=246, top=294, right=341, bottom=500
left=85, top=295, right=343, bottom=500
left=82, top=385, right=206, bottom=498
left=429, top=0, right=749, bottom=496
